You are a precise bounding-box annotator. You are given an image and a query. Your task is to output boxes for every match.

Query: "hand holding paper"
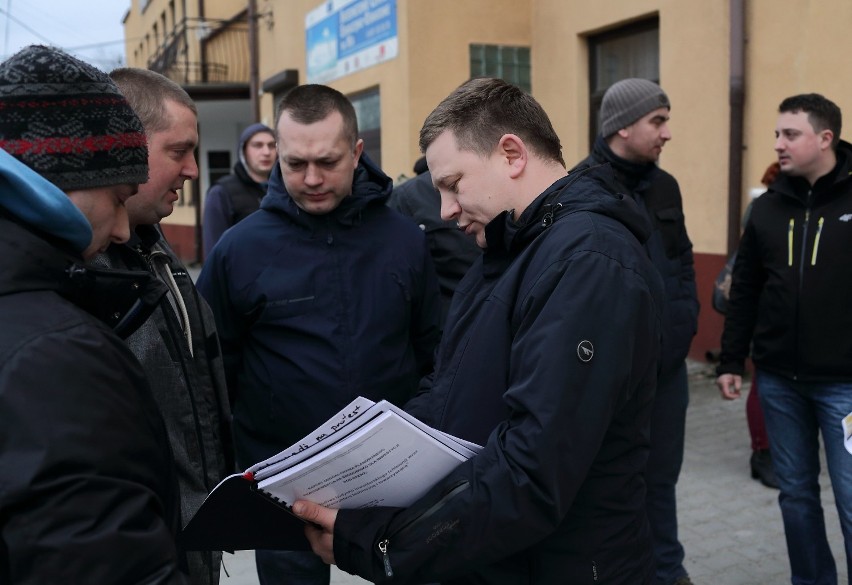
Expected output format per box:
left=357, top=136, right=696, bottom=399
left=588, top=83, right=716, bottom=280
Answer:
left=293, top=500, right=337, bottom=564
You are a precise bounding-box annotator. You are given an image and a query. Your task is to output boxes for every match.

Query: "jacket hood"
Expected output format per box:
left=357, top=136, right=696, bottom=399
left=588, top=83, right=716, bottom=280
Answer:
left=0, top=148, right=92, bottom=254
left=0, top=215, right=166, bottom=338
left=261, top=151, right=393, bottom=225
left=485, top=163, right=652, bottom=256
left=238, top=122, right=275, bottom=168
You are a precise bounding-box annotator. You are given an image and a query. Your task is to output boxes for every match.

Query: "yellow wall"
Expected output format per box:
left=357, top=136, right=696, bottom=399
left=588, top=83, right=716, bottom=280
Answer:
left=533, top=0, right=730, bottom=254
left=128, top=0, right=852, bottom=256
left=124, top=0, right=246, bottom=69
left=255, top=0, right=530, bottom=180
left=744, top=0, right=852, bottom=204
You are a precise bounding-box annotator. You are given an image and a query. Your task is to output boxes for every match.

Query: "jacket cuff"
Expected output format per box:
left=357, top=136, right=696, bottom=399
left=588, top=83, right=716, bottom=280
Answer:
left=715, top=360, right=745, bottom=377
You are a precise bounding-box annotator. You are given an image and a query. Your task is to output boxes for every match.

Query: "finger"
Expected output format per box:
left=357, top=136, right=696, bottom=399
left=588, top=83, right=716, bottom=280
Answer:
left=292, top=500, right=338, bottom=531
left=304, top=522, right=336, bottom=564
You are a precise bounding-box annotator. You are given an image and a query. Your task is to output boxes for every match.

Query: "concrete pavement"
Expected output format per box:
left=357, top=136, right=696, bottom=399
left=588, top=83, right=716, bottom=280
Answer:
left=215, top=363, right=847, bottom=585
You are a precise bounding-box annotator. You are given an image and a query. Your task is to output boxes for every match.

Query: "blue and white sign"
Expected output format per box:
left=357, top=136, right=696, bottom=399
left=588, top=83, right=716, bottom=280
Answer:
left=306, top=0, right=398, bottom=83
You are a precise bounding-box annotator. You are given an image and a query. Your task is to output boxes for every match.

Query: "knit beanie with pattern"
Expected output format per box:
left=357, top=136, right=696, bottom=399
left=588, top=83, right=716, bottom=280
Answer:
left=0, top=45, right=148, bottom=191
left=599, top=78, right=670, bottom=138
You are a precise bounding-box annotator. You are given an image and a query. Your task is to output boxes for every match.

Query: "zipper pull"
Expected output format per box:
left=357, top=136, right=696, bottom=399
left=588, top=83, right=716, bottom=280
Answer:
left=811, top=216, right=824, bottom=265
left=378, top=538, right=393, bottom=578
left=541, top=202, right=562, bottom=228
left=788, top=218, right=794, bottom=266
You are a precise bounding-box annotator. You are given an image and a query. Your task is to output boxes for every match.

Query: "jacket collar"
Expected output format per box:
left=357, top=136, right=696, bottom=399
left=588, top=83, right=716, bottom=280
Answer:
left=591, top=135, right=659, bottom=193
left=481, top=164, right=652, bottom=277
left=0, top=215, right=167, bottom=339
left=260, top=152, right=393, bottom=229
left=770, top=140, right=852, bottom=204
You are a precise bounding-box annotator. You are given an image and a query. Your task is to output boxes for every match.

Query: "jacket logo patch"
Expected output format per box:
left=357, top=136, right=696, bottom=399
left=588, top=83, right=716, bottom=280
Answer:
left=839, top=213, right=852, bottom=222
left=577, top=340, right=594, bottom=363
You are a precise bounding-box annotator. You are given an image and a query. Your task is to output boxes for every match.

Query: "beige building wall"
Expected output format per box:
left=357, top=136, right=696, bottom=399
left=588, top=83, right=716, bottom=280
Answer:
left=123, top=0, right=852, bottom=357
left=534, top=0, right=730, bottom=256
left=744, top=0, right=852, bottom=203
left=255, top=0, right=530, bottom=179
left=125, top=0, right=247, bottom=68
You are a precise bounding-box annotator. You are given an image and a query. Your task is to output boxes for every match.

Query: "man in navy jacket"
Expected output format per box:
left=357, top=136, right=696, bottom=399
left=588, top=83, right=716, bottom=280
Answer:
left=293, top=78, right=665, bottom=584
left=197, top=84, right=441, bottom=585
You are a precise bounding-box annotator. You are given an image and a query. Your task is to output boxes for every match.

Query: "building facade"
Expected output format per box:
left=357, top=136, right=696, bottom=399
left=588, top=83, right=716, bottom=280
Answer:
left=123, top=0, right=852, bottom=362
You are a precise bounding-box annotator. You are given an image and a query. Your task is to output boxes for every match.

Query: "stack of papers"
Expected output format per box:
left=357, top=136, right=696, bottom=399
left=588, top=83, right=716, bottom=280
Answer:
left=181, top=397, right=481, bottom=551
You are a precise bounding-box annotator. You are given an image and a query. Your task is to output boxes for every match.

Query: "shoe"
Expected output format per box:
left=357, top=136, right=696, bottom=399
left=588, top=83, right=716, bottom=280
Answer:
left=750, top=449, right=779, bottom=489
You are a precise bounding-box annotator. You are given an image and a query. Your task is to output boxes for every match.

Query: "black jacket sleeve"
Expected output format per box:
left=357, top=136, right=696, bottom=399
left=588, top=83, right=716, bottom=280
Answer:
left=0, top=324, right=186, bottom=584
left=332, top=249, right=661, bottom=583
left=718, top=216, right=765, bottom=376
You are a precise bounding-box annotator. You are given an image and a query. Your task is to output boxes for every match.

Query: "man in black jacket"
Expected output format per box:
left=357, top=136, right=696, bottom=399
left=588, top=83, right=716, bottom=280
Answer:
left=202, top=123, right=276, bottom=256
left=92, top=67, right=233, bottom=585
left=717, top=93, right=852, bottom=584
left=292, top=77, right=665, bottom=584
left=0, top=45, right=186, bottom=584
left=389, top=157, right=481, bottom=324
left=574, top=78, right=699, bottom=585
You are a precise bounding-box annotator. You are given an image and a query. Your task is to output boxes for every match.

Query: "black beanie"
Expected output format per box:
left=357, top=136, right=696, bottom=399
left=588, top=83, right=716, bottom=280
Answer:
left=0, top=45, right=148, bottom=191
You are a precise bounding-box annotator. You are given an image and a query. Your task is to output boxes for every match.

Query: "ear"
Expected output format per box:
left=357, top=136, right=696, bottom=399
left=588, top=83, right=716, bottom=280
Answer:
left=497, top=134, right=528, bottom=179
left=616, top=127, right=630, bottom=139
left=818, top=129, right=834, bottom=151
left=353, top=138, right=365, bottom=166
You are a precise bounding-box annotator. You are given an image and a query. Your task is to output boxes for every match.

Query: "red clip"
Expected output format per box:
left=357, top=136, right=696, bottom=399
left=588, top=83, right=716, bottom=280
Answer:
left=243, top=471, right=254, bottom=481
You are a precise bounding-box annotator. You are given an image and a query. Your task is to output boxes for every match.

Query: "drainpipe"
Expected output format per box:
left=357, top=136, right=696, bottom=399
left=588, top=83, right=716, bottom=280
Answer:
left=248, top=0, right=260, bottom=122
left=193, top=0, right=205, bottom=264
left=727, top=0, right=745, bottom=255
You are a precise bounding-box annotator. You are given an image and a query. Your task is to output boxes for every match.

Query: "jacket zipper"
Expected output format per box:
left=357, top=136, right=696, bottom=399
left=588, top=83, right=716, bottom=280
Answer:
left=787, top=218, right=794, bottom=266
left=793, top=192, right=814, bottom=381
left=811, top=216, right=824, bottom=265
left=797, top=208, right=810, bottom=279
left=375, top=480, right=470, bottom=579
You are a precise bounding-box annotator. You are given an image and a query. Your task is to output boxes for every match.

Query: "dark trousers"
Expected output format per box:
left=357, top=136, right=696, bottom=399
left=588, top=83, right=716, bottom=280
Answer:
left=645, top=362, right=689, bottom=585
left=255, top=549, right=330, bottom=585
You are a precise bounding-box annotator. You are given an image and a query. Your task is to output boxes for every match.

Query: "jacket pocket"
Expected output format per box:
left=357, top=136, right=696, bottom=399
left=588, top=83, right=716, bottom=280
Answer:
left=260, top=294, right=316, bottom=320
left=653, top=207, right=685, bottom=259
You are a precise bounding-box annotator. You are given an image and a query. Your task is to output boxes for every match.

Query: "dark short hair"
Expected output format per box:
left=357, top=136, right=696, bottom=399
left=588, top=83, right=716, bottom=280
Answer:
left=779, top=93, right=842, bottom=148
left=275, top=84, right=358, bottom=148
left=110, top=68, right=196, bottom=135
left=419, top=77, right=564, bottom=167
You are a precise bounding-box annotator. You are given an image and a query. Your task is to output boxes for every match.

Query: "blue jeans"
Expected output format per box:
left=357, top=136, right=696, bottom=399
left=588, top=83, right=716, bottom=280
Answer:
left=646, top=363, right=690, bottom=585
left=757, top=370, right=852, bottom=585
left=255, top=549, right=330, bottom=585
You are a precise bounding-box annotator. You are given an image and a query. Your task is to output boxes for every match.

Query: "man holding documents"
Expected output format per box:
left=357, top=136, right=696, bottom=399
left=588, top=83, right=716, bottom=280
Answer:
left=293, top=77, right=665, bottom=584
left=197, top=84, right=441, bottom=585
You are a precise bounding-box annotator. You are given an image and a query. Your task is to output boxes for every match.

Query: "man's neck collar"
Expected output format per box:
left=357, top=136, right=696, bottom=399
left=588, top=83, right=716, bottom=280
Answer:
left=805, top=150, right=838, bottom=186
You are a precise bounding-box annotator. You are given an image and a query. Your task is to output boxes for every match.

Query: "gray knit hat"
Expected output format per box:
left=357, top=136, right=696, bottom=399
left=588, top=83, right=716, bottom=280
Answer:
left=599, top=78, right=670, bottom=138
left=0, top=45, right=148, bottom=191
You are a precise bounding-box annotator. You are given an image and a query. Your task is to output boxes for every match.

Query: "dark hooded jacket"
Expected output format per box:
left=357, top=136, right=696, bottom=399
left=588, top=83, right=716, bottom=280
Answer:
left=574, top=137, right=698, bottom=374
left=0, top=152, right=185, bottom=584
left=93, top=225, right=234, bottom=585
left=718, top=140, right=852, bottom=381
left=202, top=123, right=273, bottom=257
left=197, top=153, right=442, bottom=469
left=389, top=171, right=481, bottom=325
left=332, top=164, right=665, bottom=585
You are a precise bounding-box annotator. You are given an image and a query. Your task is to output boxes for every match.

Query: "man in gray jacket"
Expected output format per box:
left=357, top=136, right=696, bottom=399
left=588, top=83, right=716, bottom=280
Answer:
left=92, top=68, right=233, bottom=585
